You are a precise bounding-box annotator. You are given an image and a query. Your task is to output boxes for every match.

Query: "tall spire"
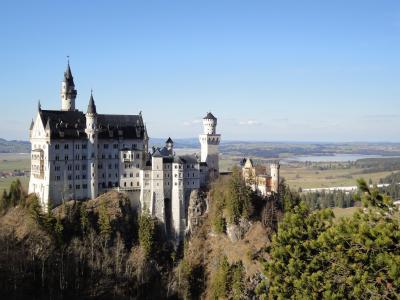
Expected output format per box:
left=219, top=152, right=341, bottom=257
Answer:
left=38, top=100, right=41, bottom=111
left=61, top=59, right=77, bottom=111
left=87, top=90, right=97, bottom=114
left=64, top=58, right=74, bottom=86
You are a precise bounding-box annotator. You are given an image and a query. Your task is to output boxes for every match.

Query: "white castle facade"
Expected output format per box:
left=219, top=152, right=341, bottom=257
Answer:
left=29, top=63, right=220, bottom=241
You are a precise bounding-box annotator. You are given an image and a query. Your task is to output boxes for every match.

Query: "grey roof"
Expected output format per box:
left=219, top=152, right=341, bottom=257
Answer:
left=38, top=109, right=145, bottom=140
left=39, top=110, right=86, bottom=139
left=203, top=112, right=217, bottom=120
left=87, top=93, right=97, bottom=114
left=29, top=119, right=34, bottom=130
left=64, top=63, right=75, bottom=86
left=175, top=154, right=198, bottom=164
left=166, top=137, right=173, bottom=144
left=152, top=149, right=162, bottom=157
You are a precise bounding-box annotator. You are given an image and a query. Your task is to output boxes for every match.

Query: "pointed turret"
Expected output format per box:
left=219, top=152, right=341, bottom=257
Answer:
left=61, top=61, right=77, bottom=111
left=38, top=100, right=41, bottom=111
left=29, top=119, right=34, bottom=130
left=166, top=137, right=174, bottom=151
left=87, top=91, right=97, bottom=114
left=64, top=61, right=74, bottom=86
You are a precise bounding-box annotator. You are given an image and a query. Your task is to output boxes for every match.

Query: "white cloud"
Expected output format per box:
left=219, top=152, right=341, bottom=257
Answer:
left=183, top=119, right=202, bottom=126
left=238, top=120, right=262, bottom=126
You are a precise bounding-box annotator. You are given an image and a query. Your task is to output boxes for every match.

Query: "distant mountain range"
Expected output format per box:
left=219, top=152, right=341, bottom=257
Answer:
left=0, top=138, right=30, bottom=153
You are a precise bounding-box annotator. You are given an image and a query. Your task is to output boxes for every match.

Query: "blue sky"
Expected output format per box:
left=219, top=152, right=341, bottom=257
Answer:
left=0, top=0, right=399, bottom=142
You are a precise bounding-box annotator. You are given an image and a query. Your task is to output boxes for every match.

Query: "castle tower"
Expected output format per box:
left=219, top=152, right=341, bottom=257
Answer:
left=199, top=112, right=221, bottom=178
left=270, top=162, right=280, bottom=193
left=85, top=92, right=98, bottom=199
left=61, top=61, right=77, bottom=111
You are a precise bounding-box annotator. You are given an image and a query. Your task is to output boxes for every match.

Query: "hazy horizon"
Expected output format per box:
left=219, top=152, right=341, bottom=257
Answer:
left=1, top=1, right=399, bottom=142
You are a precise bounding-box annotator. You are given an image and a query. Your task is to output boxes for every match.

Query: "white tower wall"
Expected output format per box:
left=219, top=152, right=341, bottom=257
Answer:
left=85, top=113, right=98, bottom=199
left=270, top=163, right=280, bottom=193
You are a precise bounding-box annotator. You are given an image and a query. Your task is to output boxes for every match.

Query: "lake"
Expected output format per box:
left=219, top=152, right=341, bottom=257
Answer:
left=282, top=154, right=400, bottom=163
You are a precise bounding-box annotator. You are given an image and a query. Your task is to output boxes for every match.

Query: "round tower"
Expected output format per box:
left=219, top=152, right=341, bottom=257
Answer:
left=270, top=162, right=280, bottom=193
left=199, top=112, right=221, bottom=178
left=203, top=113, right=217, bottom=134
left=85, top=92, right=98, bottom=199
left=61, top=61, right=77, bottom=111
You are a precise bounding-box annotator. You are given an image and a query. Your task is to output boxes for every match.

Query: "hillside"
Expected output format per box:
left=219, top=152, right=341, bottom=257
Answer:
left=0, top=138, right=30, bottom=153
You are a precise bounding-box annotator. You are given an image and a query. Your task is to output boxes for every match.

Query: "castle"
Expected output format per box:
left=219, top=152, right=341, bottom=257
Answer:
left=241, top=158, right=280, bottom=196
left=29, top=62, right=220, bottom=241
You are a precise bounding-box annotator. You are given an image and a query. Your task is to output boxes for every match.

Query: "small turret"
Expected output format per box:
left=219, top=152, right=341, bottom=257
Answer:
left=61, top=61, right=77, bottom=111
left=87, top=91, right=97, bottom=114
left=85, top=91, right=98, bottom=200
left=166, top=137, right=174, bottom=151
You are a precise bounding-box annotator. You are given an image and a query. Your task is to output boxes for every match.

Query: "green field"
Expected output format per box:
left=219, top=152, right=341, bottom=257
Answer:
left=0, top=153, right=30, bottom=192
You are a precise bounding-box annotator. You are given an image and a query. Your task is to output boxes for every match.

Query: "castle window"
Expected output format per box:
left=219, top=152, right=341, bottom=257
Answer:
left=131, top=182, right=133, bottom=187
left=82, top=174, right=86, bottom=179
left=137, top=182, right=139, bottom=187
left=115, top=173, right=118, bottom=178
left=68, top=165, right=72, bottom=171
left=76, top=175, right=80, bottom=179
left=124, top=182, right=126, bottom=187
left=123, top=173, right=127, bottom=178
left=65, top=155, right=69, bottom=161
left=82, top=144, right=87, bottom=149
left=75, top=144, right=80, bottom=149
left=82, top=155, right=87, bottom=160
left=130, top=173, right=133, bottom=177
left=75, top=165, right=80, bottom=170
left=76, top=185, right=80, bottom=189
left=68, top=175, right=72, bottom=180
left=136, top=154, right=140, bottom=159
left=136, top=164, right=140, bottom=168
left=175, top=182, right=177, bottom=186
left=64, top=144, right=69, bottom=149
left=69, top=184, right=72, bottom=189
left=123, top=154, right=126, bottom=159
left=55, top=144, right=60, bottom=150
left=83, top=184, right=87, bottom=189
left=104, top=144, right=109, bottom=149
left=56, top=176, right=60, bottom=181
left=113, top=144, right=118, bottom=149
left=102, top=173, right=105, bottom=178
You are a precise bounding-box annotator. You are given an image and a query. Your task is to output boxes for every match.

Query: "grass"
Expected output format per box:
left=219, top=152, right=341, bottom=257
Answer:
left=0, top=176, right=29, bottom=193
left=0, top=153, right=30, bottom=173
left=332, top=207, right=360, bottom=220
left=280, top=164, right=399, bottom=190
left=0, top=153, right=30, bottom=193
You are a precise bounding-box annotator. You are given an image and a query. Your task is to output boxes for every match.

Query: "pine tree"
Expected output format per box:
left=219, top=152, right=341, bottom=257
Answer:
left=98, top=200, right=111, bottom=245
left=138, top=210, right=156, bottom=259
left=80, top=202, right=89, bottom=234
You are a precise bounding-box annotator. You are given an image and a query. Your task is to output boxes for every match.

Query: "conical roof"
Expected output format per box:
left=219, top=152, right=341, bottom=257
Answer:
left=64, top=62, right=75, bottom=86
left=87, top=92, right=97, bottom=114
left=203, top=112, right=216, bottom=120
